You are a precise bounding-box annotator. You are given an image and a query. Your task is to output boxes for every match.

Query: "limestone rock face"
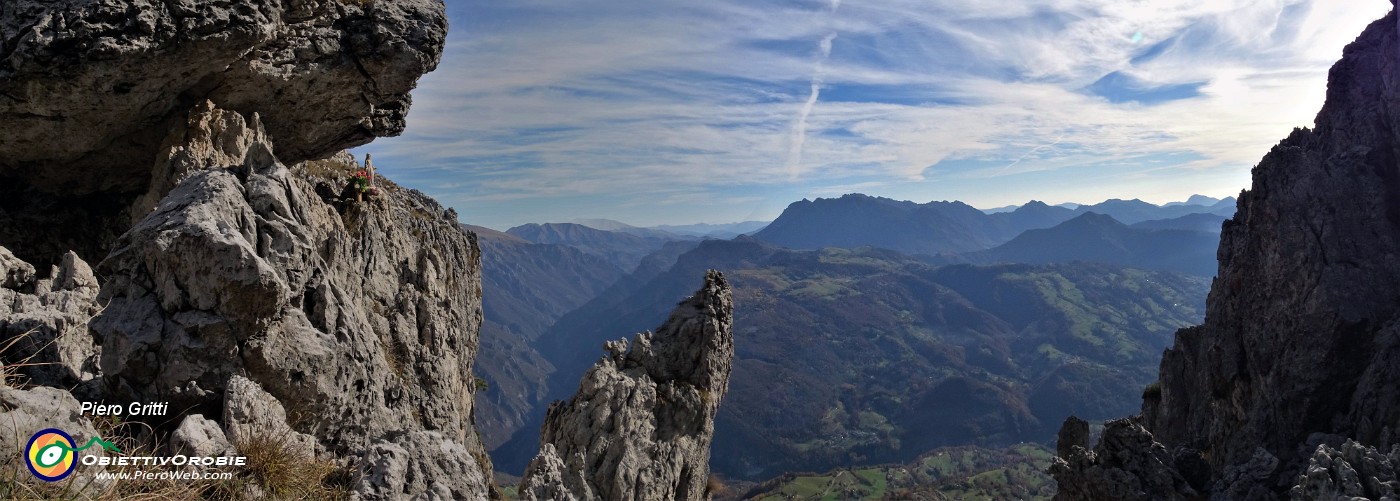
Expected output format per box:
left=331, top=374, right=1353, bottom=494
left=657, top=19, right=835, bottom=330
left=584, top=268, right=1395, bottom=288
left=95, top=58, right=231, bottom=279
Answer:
left=351, top=430, right=491, bottom=501
left=0, top=0, right=447, bottom=266
left=0, top=247, right=35, bottom=291
left=518, top=444, right=579, bottom=501
left=1055, top=8, right=1400, bottom=500
left=0, top=248, right=101, bottom=388
left=519, top=271, right=734, bottom=501
left=89, top=102, right=490, bottom=498
left=222, top=375, right=317, bottom=459
left=1057, top=415, right=1090, bottom=459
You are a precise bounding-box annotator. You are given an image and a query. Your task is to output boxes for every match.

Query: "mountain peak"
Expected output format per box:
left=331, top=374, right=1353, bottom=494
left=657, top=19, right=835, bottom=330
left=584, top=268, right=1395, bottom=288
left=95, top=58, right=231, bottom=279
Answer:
left=1065, top=211, right=1126, bottom=227
left=1185, top=194, right=1220, bottom=206
left=570, top=218, right=638, bottom=231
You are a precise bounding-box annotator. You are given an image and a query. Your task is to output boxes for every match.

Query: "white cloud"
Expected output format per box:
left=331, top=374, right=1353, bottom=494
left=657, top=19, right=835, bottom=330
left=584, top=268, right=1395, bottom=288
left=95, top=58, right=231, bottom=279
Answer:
left=361, top=0, right=1393, bottom=227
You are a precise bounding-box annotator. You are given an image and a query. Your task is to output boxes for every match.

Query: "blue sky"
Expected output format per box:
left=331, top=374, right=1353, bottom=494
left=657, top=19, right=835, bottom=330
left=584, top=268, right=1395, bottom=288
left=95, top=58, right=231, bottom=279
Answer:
left=357, top=0, right=1392, bottom=230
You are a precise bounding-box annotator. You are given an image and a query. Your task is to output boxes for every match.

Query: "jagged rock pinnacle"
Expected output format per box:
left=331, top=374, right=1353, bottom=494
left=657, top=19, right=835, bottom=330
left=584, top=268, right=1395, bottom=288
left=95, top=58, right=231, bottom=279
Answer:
left=519, top=270, right=735, bottom=501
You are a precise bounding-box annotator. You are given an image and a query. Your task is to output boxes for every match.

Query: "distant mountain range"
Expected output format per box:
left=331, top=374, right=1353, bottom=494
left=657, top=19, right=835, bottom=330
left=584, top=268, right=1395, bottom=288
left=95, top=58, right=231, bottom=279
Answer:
left=731, top=444, right=1055, bottom=500
left=503, top=219, right=771, bottom=271
left=505, top=222, right=678, bottom=272
left=473, top=191, right=1233, bottom=480
left=752, top=194, right=1032, bottom=255
left=570, top=218, right=768, bottom=238
left=954, top=212, right=1222, bottom=276
left=465, top=225, right=626, bottom=449
left=754, top=194, right=1234, bottom=261
left=983, top=194, right=1234, bottom=214
left=1129, top=212, right=1228, bottom=233
left=652, top=220, right=769, bottom=238
left=495, top=237, right=1209, bottom=479
left=1163, top=194, right=1223, bottom=207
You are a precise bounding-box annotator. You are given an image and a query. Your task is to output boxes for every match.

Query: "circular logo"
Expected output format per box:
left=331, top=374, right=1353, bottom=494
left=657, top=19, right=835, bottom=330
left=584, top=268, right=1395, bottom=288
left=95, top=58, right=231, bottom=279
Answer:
left=25, top=428, right=76, bottom=482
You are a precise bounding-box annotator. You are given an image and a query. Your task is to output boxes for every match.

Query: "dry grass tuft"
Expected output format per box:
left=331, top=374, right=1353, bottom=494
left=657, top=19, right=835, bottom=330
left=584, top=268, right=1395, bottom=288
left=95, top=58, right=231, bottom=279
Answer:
left=224, top=434, right=349, bottom=501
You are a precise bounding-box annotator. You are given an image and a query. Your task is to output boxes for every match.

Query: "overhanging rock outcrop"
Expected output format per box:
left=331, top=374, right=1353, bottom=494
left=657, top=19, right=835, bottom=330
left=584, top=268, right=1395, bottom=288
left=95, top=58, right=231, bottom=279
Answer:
left=519, top=271, right=735, bottom=501
left=1054, top=7, right=1400, bottom=500
left=0, top=0, right=447, bottom=264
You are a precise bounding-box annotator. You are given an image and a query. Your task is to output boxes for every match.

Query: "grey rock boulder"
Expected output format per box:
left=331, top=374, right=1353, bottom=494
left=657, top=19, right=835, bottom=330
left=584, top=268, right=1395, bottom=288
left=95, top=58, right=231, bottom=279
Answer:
left=519, top=270, right=734, bottom=501
left=1212, top=447, right=1280, bottom=501
left=1058, top=415, right=1090, bottom=459
left=0, top=0, right=447, bottom=269
left=54, top=251, right=98, bottom=294
left=0, top=247, right=102, bottom=388
left=0, top=247, right=35, bottom=291
left=350, top=430, right=490, bottom=501
left=170, top=414, right=233, bottom=458
left=222, top=376, right=315, bottom=459
left=0, top=386, right=110, bottom=493
left=518, top=444, right=581, bottom=501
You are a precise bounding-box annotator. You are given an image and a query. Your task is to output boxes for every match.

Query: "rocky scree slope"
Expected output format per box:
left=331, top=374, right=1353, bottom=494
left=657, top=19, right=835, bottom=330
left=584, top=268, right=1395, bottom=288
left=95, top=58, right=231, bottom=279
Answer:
left=1052, top=9, right=1400, bottom=500
left=0, top=0, right=446, bottom=266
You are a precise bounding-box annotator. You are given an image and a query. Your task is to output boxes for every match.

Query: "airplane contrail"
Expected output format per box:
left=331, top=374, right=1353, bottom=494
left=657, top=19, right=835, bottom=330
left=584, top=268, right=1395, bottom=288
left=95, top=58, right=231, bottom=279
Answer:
left=1001, top=134, right=1069, bottom=173
left=786, top=32, right=838, bottom=178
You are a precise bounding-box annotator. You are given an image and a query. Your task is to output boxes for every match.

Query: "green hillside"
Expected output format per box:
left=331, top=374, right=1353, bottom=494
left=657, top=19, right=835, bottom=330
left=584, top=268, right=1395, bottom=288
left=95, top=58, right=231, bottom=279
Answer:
left=525, top=238, right=1208, bottom=479
left=738, top=444, right=1056, bottom=500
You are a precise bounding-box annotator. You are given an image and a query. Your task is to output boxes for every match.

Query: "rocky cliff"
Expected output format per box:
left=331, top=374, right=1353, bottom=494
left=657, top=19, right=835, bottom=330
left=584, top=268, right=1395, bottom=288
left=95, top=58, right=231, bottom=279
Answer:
left=87, top=101, right=491, bottom=498
left=0, top=0, right=446, bottom=266
left=0, top=0, right=501, bottom=498
left=519, top=271, right=734, bottom=501
left=1053, top=8, right=1400, bottom=499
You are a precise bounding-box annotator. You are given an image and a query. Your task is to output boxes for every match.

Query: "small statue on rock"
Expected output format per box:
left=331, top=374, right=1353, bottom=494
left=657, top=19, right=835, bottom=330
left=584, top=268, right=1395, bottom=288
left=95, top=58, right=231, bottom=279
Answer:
left=347, top=154, right=378, bottom=203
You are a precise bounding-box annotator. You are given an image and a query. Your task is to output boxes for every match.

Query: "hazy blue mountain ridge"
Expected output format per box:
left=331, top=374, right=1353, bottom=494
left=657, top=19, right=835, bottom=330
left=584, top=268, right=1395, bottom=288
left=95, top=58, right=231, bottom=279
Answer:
left=754, top=194, right=1236, bottom=254
left=466, top=224, right=628, bottom=449
left=958, top=213, right=1221, bottom=276
left=506, top=222, right=678, bottom=272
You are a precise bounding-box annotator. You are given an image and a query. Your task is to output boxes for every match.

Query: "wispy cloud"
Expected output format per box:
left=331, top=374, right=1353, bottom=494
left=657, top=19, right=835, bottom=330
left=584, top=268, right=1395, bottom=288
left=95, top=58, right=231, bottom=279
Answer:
left=358, top=0, right=1393, bottom=228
